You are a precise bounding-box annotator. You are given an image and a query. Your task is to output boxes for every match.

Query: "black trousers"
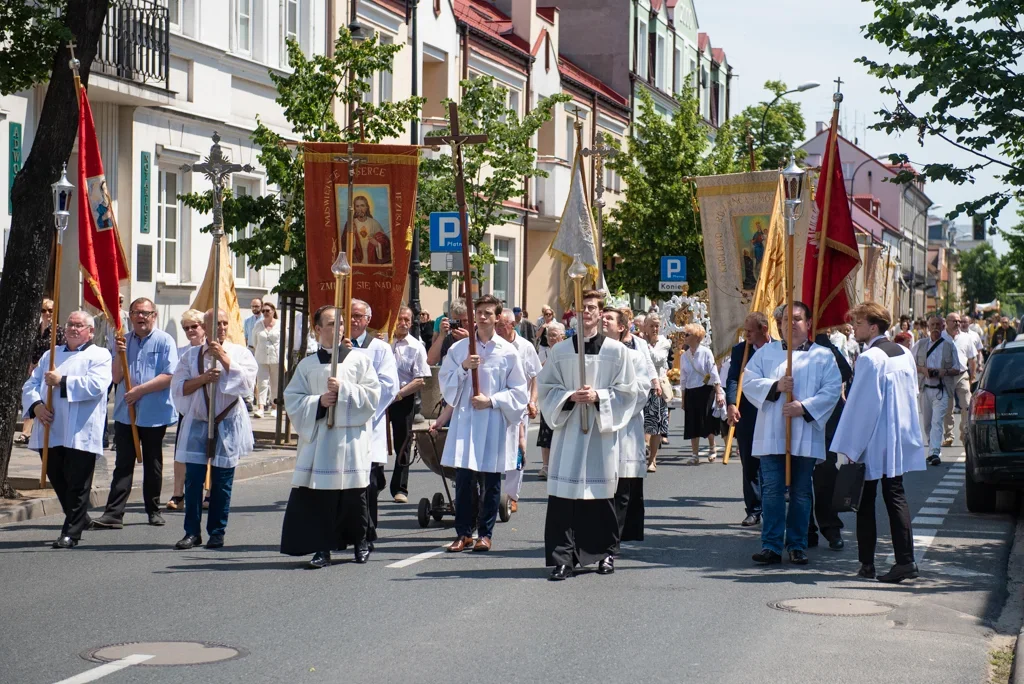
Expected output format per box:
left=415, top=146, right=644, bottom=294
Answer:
left=46, top=447, right=96, bottom=540
left=101, top=422, right=167, bottom=518
left=545, top=496, right=619, bottom=568
left=736, top=425, right=761, bottom=516
left=808, top=451, right=844, bottom=542
left=280, top=487, right=368, bottom=555
left=388, top=395, right=416, bottom=497
left=366, top=463, right=386, bottom=542
left=613, top=477, right=645, bottom=550
left=857, top=476, right=915, bottom=566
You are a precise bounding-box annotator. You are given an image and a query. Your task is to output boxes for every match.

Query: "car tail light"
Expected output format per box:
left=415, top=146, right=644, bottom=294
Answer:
left=971, top=390, right=996, bottom=421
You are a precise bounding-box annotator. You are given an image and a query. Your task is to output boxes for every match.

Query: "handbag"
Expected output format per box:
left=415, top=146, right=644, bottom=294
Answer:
left=659, top=376, right=675, bottom=402
left=832, top=462, right=866, bottom=512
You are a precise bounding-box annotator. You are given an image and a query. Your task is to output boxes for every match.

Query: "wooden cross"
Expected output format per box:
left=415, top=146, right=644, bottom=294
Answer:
left=333, top=143, right=368, bottom=325
left=424, top=101, right=488, bottom=395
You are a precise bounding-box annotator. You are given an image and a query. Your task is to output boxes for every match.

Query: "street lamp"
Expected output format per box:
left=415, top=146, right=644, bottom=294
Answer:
left=759, top=81, right=820, bottom=148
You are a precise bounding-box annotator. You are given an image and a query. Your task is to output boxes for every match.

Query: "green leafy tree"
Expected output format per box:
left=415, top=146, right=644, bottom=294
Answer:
left=999, top=214, right=1024, bottom=295
left=603, top=88, right=737, bottom=300
left=957, top=242, right=1009, bottom=310
left=180, top=30, right=424, bottom=292
left=859, top=0, right=1024, bottom=224
left=0, top=1, right=72, bottom=94
left=416, top=77, right=569, bottom=290
left=728, top=80, right=807, bottom=172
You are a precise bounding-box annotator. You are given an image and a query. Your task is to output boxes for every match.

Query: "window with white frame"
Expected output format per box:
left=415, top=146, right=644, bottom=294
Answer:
left=237, top=0, right=253, bottom=55
left=168, top=0, right=181, bottom=29
left=379, top=34, right=393, bottom=103
left=636, top=20, right=648, bottom=77
left=655, top=35, right=666, bottom=89
left=157, top=170, right=181, bottom=278
left=673, top=47, right=682, bottom=93
left=690, top=59, right=697, bottom=88
left=233, top=180, right=260, bottom=286
left=565, top=116, right=576, bottom=161
left=508, top=89, right=520, bottom=121
left=281, top=0, right=299, bottom=66
left=492, top=238, right=513, bottom=304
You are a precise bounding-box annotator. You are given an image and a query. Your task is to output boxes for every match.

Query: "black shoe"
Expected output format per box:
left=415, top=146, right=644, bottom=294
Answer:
left=90, top=515, right=123, bottom=530
left=858, top=563, right=876, bottom=579
left=741, top=514, right=761, bottom=527
left=148, top=512, right=166, bottom=526
left=927, top=455, right=942, bottom=466
left=877, top=562, right=919, bottom=583
left=175, top=535, right=202, bottom=550
left=752, top=549, right=782, bottom=565
left=308, top=551, right=331, bottom=569
left=354, top=541, right=370, bottom=564
left=368, top=542, right=375, bottom=552
left=52, top=536, right=78, bottom=549
left=807, top=534, right=819, bottom=548
left=549, top=565, right=573, bottom=581
left=828, top=537, right=845, bottom=551
left=205, top=535, right=224, bottom=549
left=789, top=550, right=809, bottom=565
left=596, top=556, right=615, bottom=575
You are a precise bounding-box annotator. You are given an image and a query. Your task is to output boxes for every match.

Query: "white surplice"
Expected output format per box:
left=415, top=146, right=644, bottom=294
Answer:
left=349, top=334, right=399, bottom=465
left=742, top=341, right=842, bottom=461
left=538, top=335, right=639, bottom=499
left=831, top=337, right=926, bottom=480
left=619, top=338, right=654, bottom=479
left=439, top=335, right=529, bottom=474
left=285, top=350, right=381, bottom=490
left=171, top=342, right=258, bottom=469
left=22, top=343, right=112, bottom=455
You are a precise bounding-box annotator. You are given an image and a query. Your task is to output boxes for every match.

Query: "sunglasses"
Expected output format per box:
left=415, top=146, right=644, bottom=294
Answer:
left=262, top=309, right=274, bottom=314
left=183, top=324, right=201, bottom=331
left=42, top=308, right=53, bottom=314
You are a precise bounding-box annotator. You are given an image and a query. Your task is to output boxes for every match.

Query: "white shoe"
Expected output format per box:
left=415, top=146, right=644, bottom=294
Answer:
left=394, top=493, right=408, bottom=503
left=253, top=411, right=264, bottom=419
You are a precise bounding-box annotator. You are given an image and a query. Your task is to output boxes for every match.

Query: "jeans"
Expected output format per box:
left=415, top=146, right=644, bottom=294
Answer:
left=760, top=454, right=815, bottom=554
left=183, top=462, right=235, bottom=538
left=920, top=386, right=949, bottom=456
left=454, top=468, right=501, bottom=539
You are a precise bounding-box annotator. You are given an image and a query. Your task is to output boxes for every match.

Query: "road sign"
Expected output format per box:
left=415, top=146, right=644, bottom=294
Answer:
left=660, top=256, right=687, bottom=282
left=430, top=252, right=459, bottom=272
left=659, top=281, right=687, bottom=292
left=429, top=212, right=462, bottom=253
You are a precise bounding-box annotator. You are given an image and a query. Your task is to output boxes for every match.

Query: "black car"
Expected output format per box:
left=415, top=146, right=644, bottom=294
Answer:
left=965, top=339, right=1024, bottom=512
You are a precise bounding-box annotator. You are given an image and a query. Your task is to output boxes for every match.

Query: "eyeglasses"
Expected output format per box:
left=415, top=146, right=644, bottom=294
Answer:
left=130, top=310, right=156, bottom=318
left=65, top=322, right=90, bottom=330
left=183, top=324, right=201, bottom=331
left=41, top=308, right=53, bottom=314
left=261, top=309, right=273, bottom=314
left=350, top=313, right=367, bottom=321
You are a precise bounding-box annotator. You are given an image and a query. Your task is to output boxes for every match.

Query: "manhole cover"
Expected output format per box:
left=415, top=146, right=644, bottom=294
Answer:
left=768, top=597, right=897, bottom=617
left=83, top=641, right=246, bottom=666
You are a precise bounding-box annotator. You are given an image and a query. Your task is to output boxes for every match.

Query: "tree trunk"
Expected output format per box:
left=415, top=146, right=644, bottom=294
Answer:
left=0, top=1, right=110, bottom=498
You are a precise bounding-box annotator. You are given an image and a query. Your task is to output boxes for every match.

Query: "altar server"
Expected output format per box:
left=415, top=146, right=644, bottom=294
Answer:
left=540, top=290, right=639, bottom=581
left=832, top=302, right=926, bottom=583
left=602, top=307, right=653, bottom=552
left=743, top=302, right=842, bottom=567
left=280, top=306, right=381, bottom=569
left=23, top=311, right=111, bottom=549
left=496, top=309, right=541, bottom=512
left=439, top=295, right=528, bottom=553
left=171, top=309, right=258, bottom=550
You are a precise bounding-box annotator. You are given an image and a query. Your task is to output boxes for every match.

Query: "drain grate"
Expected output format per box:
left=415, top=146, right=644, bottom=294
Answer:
left=768, top=597, right=897, bottom=617
left=82, top=641, right=246, bottom=666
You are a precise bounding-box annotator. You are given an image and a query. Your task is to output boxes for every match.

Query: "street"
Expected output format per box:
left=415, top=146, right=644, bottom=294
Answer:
left=1, top=415, right=1019, bottom=684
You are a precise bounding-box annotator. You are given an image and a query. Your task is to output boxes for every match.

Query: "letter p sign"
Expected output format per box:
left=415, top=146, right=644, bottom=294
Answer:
left=429, top=212, right=463, bottom=253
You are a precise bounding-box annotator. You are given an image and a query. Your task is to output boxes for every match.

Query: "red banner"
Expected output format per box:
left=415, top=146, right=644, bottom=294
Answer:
left=303, top=144, right=420, bottom=335
left=78, top=86, right=130, bottom=329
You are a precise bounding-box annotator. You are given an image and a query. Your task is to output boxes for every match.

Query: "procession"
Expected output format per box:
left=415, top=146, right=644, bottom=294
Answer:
left=3, top=1, right=1024, bottom=683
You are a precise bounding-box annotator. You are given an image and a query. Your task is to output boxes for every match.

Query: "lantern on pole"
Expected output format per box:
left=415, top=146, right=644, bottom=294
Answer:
left=327, top=251, right=352, bottom=428
left=567, top=253, right=590, bottom=434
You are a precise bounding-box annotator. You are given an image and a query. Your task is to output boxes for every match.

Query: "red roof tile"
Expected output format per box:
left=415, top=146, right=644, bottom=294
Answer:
left=711, top=47, right=725, bottom=64
left=558, top=55, right=630, bottom=108
left=454, top=0, right=531, bottom=55
left=536, top=6, right=556, bottom=23
left=698, top=32, right=709, bottom=52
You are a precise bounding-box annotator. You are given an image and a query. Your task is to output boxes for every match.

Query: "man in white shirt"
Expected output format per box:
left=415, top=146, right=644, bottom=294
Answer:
left=389, top=306, right=431, bottom=505
left=496, top=309, right=541, bottom=511
left=243, top=298, right=262, bottom=346
left=961, top=316, right=985, bottom=376
left=943, top=312, right=977, bottom=447
left=912, top=316, right=964, bottom=466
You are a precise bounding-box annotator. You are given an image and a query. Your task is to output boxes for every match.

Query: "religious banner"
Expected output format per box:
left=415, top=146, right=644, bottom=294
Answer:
left=303, top=144, right=420, bottom=336
left=695, top=170, right=811, bottom=361
left=549, top=141, right=601, bottom=309
left=190, top=238, right=246, bottom=345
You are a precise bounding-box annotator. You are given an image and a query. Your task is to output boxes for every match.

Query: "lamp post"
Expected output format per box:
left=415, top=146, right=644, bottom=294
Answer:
left=781, top=155, right=806, bottom=487
left=347, top=21, right=370, bottom=131
left=758, top=81, right=820, bottom=149
left=328, top=251, right=352, bottom=428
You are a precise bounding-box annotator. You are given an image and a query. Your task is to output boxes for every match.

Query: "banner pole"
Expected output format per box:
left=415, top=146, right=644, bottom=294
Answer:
left=810, top=89, right=843, bottom=337
left=40, top=237, right=64, bottom=489
left=722, top=340, right=750, bottom=465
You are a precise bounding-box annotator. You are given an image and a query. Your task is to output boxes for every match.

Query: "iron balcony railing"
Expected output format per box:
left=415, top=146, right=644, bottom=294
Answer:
left=94, top=0, right=170, bottom=89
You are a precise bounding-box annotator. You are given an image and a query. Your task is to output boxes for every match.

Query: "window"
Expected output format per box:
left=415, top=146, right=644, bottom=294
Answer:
left=378, top=35, right=393, bottom=103
left=690, top=59, right=697, bottom=88
left=157, top=170, right=180, bottom=278
left=508, top=90, right=520, bottom=120
left=565, top=116, right=576, bottom=161
left=233, top=181, right=259, bottom=285
left=673, top=47, right=682, bottom=93
left=280, top=0, right=298, bottom=66
left=655, top=35, right=666, bottom=89
left=168, top=0, right=181, bottom=29
left=237, top=0, right=253, bottom=54
left=636, top=20, right=647, bottom=77
left=492, top=238, right=512, bottom=304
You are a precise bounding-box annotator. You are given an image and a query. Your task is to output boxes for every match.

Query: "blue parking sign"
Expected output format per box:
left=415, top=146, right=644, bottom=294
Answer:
left=660, top=256, right=687, bottom=281
left=429, top=212, right=463, bottom=253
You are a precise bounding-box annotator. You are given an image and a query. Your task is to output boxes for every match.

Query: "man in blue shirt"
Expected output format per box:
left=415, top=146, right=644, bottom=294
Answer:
left=92, top=297, right=178, bottom=528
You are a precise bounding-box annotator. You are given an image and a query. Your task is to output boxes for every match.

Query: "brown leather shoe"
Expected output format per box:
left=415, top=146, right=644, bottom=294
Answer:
left=510, top=500, right=518, bottom=513
left=447, top=536, right=474, bottom=552
left=473, top=537, right=492, bottom=552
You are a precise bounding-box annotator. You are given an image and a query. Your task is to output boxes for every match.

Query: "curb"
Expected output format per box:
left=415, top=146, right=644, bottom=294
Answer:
left=0, top=448, right=297, bottom=527
left=1007, top=499, right=1024, bottom=684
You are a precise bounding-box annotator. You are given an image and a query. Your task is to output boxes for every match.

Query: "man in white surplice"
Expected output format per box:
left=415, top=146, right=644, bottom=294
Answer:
left=280, top=306, right=381, bottom=569
left=439, top=295, right=528, bottom=553
left=743, top=302, right=842, bottom=567
left=539, top=290, right=639, bottom=581
left=22, top=311, right=112, bottom=549
left=832, top=302, right=925, bottom=584
left=170, top=308, right=258, bottom=550
left=495, top=309, right=541, bottom=511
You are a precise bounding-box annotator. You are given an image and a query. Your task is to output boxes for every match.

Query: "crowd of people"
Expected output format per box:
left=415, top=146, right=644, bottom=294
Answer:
left=20, top=290, right=1018, bottom=582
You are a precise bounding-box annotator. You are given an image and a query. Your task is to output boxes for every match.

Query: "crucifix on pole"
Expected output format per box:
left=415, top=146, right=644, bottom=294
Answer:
left=334, top=143, right=368, bottom=325
left=424, top=101, right=488, bottom=395
left=581, top=139, right=617, bottom=292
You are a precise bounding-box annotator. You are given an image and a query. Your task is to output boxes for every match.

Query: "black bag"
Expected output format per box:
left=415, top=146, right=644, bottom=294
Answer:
left=832, top=462, right=866, bottom=512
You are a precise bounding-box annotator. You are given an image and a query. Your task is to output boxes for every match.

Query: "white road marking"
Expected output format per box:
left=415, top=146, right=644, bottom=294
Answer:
left=886, top=528, right=937, bottom=566
left=933, top=488, right=960, bottom=495
left=53, top=654, right=154, bottom=684
left=386, top=546, right=449, bottom=568
left=927, top=497, right=955, bottom=504
left=918, top=507, right=950, bottom=515
left=913, top=516, right=945, bottom=526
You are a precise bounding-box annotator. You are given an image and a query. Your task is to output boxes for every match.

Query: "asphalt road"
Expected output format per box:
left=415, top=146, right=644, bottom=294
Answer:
left=1, top=415, right=1019, bottom=684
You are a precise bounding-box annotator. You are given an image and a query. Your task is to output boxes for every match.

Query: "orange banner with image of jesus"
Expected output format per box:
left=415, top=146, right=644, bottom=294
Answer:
left=303, top=144, right=420, bottom=337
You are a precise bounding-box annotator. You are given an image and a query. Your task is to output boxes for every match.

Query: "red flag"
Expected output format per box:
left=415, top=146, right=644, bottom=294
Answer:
left=803, top=130, right=861, bottom=332
left=78, top=86, right=130, bottom=331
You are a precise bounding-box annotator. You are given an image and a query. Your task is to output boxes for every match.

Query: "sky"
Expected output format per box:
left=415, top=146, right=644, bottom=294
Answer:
left=697, top=0, right=1014, bottom=254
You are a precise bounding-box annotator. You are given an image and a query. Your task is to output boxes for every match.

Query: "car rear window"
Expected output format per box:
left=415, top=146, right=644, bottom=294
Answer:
left=983, top=351, right=1024, bottom=394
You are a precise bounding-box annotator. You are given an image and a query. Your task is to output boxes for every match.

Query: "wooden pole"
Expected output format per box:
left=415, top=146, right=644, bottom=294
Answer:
left=40, top=239, right=63, bottom=489
left=810, top=94, right=843, bottom=337
left=573, top=278, right=589, bottom=433
left=327, top=273, right=344, bottom=428
left=785, top=230, right=794, bottom=486
left=722, top=341, right=750, bottom=465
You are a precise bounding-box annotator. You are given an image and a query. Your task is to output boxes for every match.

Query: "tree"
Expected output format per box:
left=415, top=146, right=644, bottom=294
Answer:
left=180, top=30, right=424, bottom=293
left=957, top=242, right=1009, bottom=310
left=859, top=1, right=1024, bottom=224
left=1000, top=214, right=1024, bottom=294
left=416, top=77, right=569, bottom=290
left=728, top=80, right=807, bottom=172
left=603, top=88, right=737, bottom=300
left=0, top=1, right=109, bottom=498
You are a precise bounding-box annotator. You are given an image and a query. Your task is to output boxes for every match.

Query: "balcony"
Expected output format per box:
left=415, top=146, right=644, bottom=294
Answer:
left=534, top=157, right=572, bottom=228
left=94, top=0, right=170, bottom=91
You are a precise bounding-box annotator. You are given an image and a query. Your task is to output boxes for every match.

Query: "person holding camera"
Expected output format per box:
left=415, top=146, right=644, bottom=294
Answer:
left=911, top=316, right=963, bottom=467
